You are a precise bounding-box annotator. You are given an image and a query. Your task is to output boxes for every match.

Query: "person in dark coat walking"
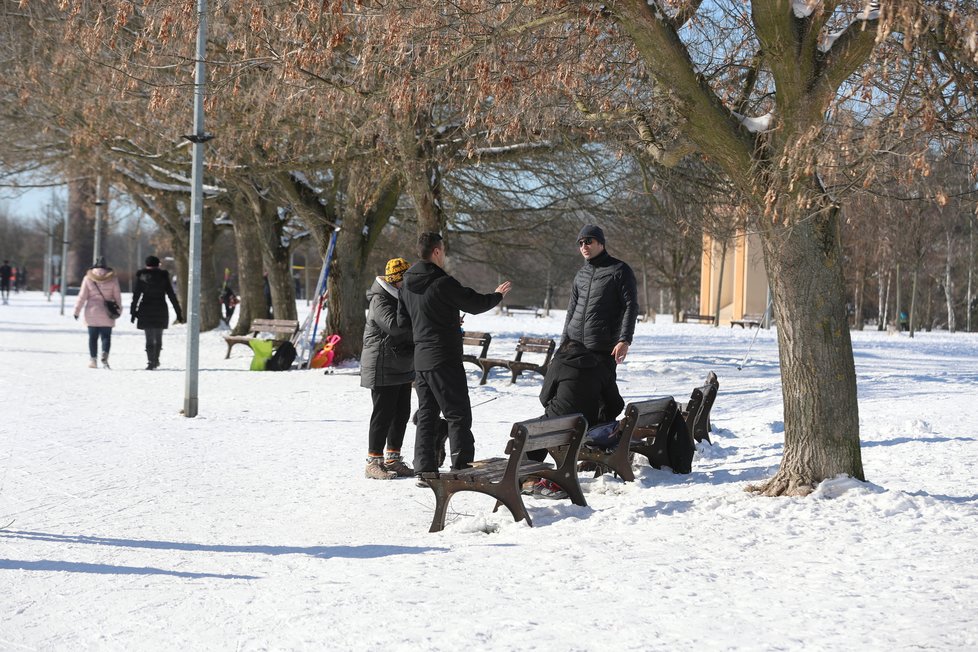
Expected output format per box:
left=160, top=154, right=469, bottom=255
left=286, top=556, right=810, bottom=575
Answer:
left=397, top=232, right=511, bottom=480
left=131, top=255, right=184, bottom=370
left=360, top=257, right=416, bottom=480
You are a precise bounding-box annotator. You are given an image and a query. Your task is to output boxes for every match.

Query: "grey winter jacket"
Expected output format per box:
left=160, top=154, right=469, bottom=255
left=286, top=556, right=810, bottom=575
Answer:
left=562, top=250, right=638, bottom=355
left=360, top=277, right=415, bottom=388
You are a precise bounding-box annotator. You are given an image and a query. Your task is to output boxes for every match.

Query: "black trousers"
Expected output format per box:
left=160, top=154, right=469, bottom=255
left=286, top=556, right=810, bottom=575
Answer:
left=368, top=383, right=413, bottom=456
left=414, top=364, right=474, bottom=473
left=144, top=328, right=164, bottom=362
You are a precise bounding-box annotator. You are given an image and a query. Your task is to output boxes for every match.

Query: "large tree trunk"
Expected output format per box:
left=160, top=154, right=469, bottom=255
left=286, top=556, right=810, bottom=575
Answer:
left=227, top=208, right=267, bottom=335
left=397, top=109, right=445, bottom=233
left=751, top=200, right=863, bottom=496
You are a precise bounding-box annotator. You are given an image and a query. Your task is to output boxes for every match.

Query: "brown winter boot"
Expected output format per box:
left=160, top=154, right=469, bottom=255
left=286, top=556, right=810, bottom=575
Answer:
left=365, top=457, right=396, bottom=480
left=383, top=454, right=414, bottom=478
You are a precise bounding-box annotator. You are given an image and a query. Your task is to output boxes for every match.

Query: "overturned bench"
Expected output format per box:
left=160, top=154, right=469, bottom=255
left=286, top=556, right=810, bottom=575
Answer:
left=224, top=318, right=299, bottom=359
left=578, top=397, right=689, bottom=482
left=475, top=336, right=555, bottom=385
left=681, top=371, right=719, bottom=444
left=421, top=413, right=588, bottom=532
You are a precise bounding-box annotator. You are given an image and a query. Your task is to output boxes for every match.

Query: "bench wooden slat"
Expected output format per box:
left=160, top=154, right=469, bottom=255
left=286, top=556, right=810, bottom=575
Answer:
left=223, top=319, right=299, bottom=359
left=422, top=413, right=588, bottom=532
left=461, top=331, right=492, bottom=369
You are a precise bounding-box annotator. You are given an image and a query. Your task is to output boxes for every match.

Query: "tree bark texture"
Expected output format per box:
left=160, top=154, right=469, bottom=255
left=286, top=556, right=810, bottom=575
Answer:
left=754, top=200, right=863, bottom=495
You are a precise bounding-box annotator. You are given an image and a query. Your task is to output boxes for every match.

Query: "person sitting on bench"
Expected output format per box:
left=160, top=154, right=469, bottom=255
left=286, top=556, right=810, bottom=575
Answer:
left=527, top=339, right=624, bottom=496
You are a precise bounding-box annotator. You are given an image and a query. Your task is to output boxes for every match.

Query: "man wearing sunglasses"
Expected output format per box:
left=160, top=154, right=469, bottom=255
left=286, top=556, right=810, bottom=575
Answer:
left=563, top=225, right=638, bottom=370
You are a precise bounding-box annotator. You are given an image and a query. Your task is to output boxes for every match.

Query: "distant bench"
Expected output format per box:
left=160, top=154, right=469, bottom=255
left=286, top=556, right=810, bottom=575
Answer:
left=475, top=336, right=555, bottom=385
left=501, top=305, right=544, bottom=318
left=224, top=318, right=299, bottom=359
left=730, top=313, right=764, bottom=328
left=421, top=413, right=588, bottom=532
left=681, top=313, right=716, bottom=325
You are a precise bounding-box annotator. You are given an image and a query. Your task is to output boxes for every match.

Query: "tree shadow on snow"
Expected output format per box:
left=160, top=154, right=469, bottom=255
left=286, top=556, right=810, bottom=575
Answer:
left=0, top=530, right=447, bottom=560
left=0, top=557, right=257, bottom=579
left=860, top=435, right=978, bottom=447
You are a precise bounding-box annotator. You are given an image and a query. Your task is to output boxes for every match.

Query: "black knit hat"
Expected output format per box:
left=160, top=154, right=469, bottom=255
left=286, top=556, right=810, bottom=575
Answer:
left=145, top=255, right=161, bottom=267
left=577, top=224, right=605, bottom=245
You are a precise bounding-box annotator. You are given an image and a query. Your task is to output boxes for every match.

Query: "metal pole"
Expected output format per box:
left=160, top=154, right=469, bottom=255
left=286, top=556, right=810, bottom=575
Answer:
left=183, top=0, right=210, bottom=418
left=59, top=207, right=69, bottom=316
left=93, top=175, right=105, bottom=264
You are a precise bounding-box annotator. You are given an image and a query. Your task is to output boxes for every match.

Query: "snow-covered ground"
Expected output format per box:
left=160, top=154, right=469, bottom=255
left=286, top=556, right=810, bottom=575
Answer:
left=1, top=291, right=977, bottom=650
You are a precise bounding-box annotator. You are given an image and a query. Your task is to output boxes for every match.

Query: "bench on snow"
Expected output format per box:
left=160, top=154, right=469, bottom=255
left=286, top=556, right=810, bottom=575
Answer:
left=223, top=318, right=299, bottom=359
left=420, top=413, right=588, bottom=532
left=501, top=305, right=544, bottom=318
left=730, top=313, right=764, bottom=328
left=577, top=397, right=684, bottom=482
left=682, top=371, right=719, bottom=444
left=461, top=331, right=492, bottom=370
left=475, top=336, right=556, bottom=385
left=681, top=312, right=716, bottom=325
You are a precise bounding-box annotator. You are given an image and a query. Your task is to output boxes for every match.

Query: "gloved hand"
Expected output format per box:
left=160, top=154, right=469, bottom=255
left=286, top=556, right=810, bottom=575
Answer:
left=130, top=313, right=136, bottom=323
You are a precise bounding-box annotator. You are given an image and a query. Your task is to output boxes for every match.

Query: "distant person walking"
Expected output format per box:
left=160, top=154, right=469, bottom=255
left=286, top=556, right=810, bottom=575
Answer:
left=0, top=260, right=11, bottom=304
left=73, top=257, right=123, bottom=369
left=131, top=255, right=184, bottom=370
left=563, top=224, right=638, bottom=368
left=360, top=257, right=415, bottom=480
left=397, top=232, right=511, bottom=482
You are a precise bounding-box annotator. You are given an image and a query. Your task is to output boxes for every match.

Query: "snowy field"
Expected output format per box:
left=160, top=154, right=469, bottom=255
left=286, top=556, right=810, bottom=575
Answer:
left=1, top=290, right=977, bottom=651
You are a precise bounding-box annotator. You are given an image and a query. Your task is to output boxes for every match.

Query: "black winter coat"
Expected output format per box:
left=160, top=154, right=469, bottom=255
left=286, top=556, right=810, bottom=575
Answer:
left=539, top=340, right=624, bottom=427
left=132, top=267, right=183, bottom=330
left=562, top=250, right=638, bottom=355
left=397, top=261, right=502, bottom=371
left=360, top=278, right=415, bottom=388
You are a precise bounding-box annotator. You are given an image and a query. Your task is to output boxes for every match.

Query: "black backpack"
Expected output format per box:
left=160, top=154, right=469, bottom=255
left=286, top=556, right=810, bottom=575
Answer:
left=265, top=341, right=297, bottom=371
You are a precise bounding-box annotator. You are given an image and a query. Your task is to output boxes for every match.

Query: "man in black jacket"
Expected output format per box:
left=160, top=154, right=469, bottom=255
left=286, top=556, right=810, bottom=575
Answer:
left=131, top=255, right=184, bottom=370
left=398, top=232, right=511, bottom=479
left=563, top=223, right=638, bottom=371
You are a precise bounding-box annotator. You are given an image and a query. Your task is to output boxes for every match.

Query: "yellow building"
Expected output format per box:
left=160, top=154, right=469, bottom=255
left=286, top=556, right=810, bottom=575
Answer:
left=699, top=230, right=770, bottom=325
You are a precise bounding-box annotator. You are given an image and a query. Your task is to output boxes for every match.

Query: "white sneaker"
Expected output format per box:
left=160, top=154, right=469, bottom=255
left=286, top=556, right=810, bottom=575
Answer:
left=88, top=358, right=98, bottom=368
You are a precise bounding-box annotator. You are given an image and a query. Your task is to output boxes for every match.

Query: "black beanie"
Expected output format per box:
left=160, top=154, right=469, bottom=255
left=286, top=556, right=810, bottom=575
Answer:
left=577, top=224, right=606, bottom=245
left=145, top=255, right=161, bottom=267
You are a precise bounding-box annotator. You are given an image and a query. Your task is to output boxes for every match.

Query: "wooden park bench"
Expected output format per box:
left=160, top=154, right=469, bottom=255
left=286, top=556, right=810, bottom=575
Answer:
left=730, top=313, right=764, bottom=328
left=461, top=331, right=492, bottom=370
left=420, top=413, right=588, bottom=532
left=475, top=336, right=556, bottom=385
left=681, top=371, right=719, bottom=444
left=681, top=312, right=717, bottom=325
left=577, top=397, right=682, bottom=482
left=501, top=305, right=544, bottom=318
left=223, top=318, right=299, bottom=359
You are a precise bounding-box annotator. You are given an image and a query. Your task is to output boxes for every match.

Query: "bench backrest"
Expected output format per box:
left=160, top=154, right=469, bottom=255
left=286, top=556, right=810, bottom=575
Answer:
left=620, top=397, right=679, bottom=445
left=462, top=331, right=492, bottom=359
left=513, top=337, right=555, bottom=363
left=690, top=372, right=719, bottom=442
left=504, top=413, right=587, bottom=459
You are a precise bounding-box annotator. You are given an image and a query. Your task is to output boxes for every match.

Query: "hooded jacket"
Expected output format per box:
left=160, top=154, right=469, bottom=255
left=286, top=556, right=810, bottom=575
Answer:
left=360, top=277, right=415, bottom=388
left=539, top=339, right=624, bottom=426
left=397, top=261, right=502, bottom=371
left=132, top=267, right=183, bottom=330
left=562, top=250, right=638, bottom=355
left=74, top=267, right=123, bottom=327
